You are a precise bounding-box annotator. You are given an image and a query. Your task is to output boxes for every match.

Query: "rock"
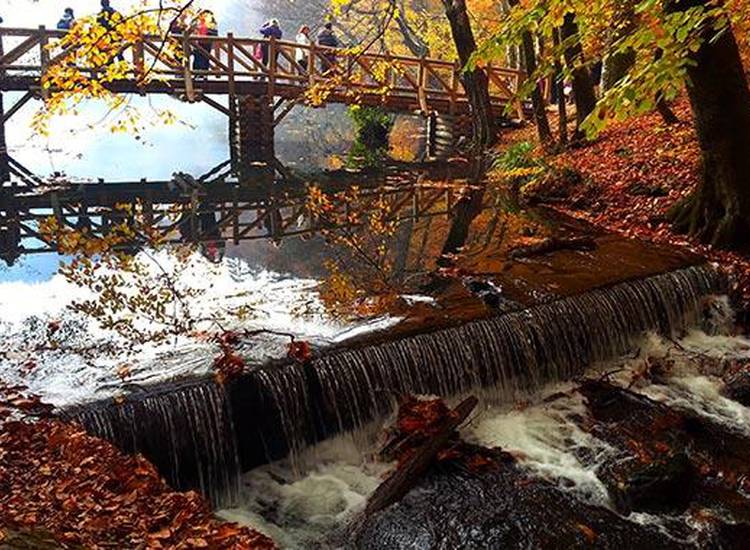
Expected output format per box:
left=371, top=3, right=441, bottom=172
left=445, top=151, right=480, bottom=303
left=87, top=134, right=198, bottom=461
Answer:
left=721, top=368, right=750, bottom=406
left=353, top=465, right=683, bottom=549
left=608, top=452, right=695, bottom=515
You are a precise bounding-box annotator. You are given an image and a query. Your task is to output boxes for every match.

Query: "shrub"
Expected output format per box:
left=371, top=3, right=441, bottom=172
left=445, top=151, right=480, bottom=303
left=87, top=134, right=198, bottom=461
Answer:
left=347, top=106, right=394, bottom=169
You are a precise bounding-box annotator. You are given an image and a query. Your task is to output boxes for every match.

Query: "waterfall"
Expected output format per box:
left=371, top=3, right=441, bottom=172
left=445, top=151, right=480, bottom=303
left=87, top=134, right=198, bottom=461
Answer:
left=63, top=264, right=724, bottom=506
left=66, top=380, right=240, bottom=506
left=311, top=265, right=724, bottom=436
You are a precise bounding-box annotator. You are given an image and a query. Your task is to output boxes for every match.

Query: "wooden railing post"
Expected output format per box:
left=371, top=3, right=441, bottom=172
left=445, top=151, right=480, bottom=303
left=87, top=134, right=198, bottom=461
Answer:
left=133, top=39, right=145, bottom=85
left=0, top=31, right=8, bottom=185
left=417, top=55, right=428, bottom=114
left=38, top=26, right=50, bottom=99
left=226, top=33, right=236, bottom=98
left=307, top=42, right=316, bottom=86
left=182, top=33, right=195, bottom=102
left=450, top=60, right=460, bottom=115
left=268, top=36, right=277, bottom=99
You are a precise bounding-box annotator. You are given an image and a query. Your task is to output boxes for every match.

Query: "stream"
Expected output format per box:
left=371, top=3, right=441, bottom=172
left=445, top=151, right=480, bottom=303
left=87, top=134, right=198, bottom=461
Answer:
left=216, top=320, right=750, bottom=548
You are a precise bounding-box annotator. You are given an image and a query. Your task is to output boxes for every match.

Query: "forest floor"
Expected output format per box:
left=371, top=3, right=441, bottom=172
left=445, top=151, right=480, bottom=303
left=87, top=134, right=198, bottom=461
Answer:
left=498, top=99, right=750, bottom=323
left=0, top=387, right=276, bottom=549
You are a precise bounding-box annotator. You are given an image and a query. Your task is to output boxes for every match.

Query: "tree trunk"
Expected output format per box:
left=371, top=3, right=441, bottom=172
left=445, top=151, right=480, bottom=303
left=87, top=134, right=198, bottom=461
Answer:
left=602, top=50, right=636, bottom=91
left=559, top=13, right=598, bottom=141
left=553, top=29, right=568, bottom=146
left=395, top=0, right=430, bottom=58
left=508, top=0, right=552, bottom=147
left=441, top=0, right=497, bottom=154
left=668, top=1, right=750, bottom=250
left=655, top=97, right=680, bottom=125
left=601, top=0, right=637, bottom=91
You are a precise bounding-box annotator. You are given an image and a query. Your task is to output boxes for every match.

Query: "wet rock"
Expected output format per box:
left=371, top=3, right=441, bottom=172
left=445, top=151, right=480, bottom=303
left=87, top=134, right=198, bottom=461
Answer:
left=353, top=465, right=683, bottom=549
left=714, top=522, right=750, bottom=550
left=721, top=368, right=750, bottom=406
left=578, top=379, right=750, bottom=530
left=607, top=452, right=695, bottom=515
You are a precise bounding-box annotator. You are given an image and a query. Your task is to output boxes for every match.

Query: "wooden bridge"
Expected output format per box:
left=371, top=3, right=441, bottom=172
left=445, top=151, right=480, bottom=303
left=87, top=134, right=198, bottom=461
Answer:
left=0, top=26, right=524, bottom=180
left=0, top=162, right=467, bottom=264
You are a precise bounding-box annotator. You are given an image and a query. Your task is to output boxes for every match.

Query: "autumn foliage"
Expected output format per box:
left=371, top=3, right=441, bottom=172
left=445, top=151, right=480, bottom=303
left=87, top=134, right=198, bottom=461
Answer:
left=505, top=99, right=750, bottom=315
left=380, top=395, right=503, bottom=472
left=0, top=418, right=275, bottom=549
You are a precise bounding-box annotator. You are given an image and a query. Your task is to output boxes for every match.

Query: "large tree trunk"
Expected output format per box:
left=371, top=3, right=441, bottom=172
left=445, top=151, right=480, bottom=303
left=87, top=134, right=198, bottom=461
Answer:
left=441, top=0, right=497, bottom=154
left=559, top=13, right=598, bottom=141
left=508, top=0, right=553, bottom=147
left=668, top=2, right=750, bottom=249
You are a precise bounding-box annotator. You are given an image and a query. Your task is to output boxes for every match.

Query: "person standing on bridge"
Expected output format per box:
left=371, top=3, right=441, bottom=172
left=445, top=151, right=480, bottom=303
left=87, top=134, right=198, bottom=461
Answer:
left=317, top=22, right=340, bottom=73
left=295, top=25, right=311, bottom=74
left=98, top=0, right=124, bottom=62
left=56, top=8, right=75, bottom=30
left=259, top=19, right=283, bottom=68
left=192, top=10, right=218, bottom=73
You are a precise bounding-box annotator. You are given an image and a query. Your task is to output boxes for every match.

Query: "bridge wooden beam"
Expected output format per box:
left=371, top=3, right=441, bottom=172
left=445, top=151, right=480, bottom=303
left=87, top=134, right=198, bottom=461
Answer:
left=2, top=90, right=35, bottom=122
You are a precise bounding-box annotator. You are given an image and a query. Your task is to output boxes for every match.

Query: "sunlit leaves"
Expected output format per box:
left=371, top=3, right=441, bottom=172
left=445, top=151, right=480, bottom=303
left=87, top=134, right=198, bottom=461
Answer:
left=37, top=1, right=193, bottom=135
left=307, top=184, right=400, bottom=317
left=471, top=0, right=742, bottom=137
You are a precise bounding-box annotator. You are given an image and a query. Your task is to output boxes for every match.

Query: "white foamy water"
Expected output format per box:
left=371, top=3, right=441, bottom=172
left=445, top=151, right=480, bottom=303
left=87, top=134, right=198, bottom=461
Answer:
left=215, top=328, right=750, bottom=546
left=469, top=389, right=615, bottom=506
left=0, top=250, right=397, bottom=406
left=218, top=434, right=389, bottom=549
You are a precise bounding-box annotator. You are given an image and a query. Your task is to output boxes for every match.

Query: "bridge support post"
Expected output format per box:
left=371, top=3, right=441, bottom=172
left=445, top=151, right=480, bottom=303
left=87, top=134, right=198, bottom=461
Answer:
left=0, top=92, right=9, bottom=184
left=0, top=32, right=8, bottom=185
left=233, top=95, right=275, bottom=183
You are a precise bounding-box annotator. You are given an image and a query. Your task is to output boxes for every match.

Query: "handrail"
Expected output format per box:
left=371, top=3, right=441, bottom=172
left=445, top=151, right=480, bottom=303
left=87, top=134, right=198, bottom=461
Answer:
left=0, top=26, right=526, bottom=116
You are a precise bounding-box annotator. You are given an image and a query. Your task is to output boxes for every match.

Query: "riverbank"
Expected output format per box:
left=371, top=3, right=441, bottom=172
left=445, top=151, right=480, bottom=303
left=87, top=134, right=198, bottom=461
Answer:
left=500, top=99, right=750, bottom=325
left=0, top=406, right=275, bottom=549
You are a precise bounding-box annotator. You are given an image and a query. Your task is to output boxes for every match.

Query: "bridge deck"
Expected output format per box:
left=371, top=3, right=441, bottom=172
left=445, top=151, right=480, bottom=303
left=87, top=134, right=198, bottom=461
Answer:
left=0, top=27, right=524, bottom=117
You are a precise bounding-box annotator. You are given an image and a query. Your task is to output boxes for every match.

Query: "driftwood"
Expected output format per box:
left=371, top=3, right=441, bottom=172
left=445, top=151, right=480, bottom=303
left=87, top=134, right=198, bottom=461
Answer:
left=508, top=236, right=597, bottom=260
left=364, top=396, right=478, bottom=517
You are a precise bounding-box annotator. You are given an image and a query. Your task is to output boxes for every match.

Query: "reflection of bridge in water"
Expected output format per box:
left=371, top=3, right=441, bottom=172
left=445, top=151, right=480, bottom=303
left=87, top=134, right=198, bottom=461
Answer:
left=0, top=160, right=464, bottom=265
left=0, top=26, right=524, bottom=180
left=0, top=26, right=517, bottom=265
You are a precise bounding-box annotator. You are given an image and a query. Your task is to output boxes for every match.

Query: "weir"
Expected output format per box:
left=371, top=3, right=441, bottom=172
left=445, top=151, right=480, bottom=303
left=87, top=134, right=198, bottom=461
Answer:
left=64, top=263, right=725, bottom=506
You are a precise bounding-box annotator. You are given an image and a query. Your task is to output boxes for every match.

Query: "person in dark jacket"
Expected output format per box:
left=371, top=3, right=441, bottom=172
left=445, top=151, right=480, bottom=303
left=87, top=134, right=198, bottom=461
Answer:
left=192, top=10, right=218, bottom=73
left=259, top=19, right=283, bottom=67
left=98, top=0, right=124, bottom=61
left=317, top=22, right=339, bottom=72
left=57, top=8, right=75, bottom=30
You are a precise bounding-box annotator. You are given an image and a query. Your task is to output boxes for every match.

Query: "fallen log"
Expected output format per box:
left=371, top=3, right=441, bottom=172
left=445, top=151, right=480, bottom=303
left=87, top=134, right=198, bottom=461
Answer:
left=508, top=236, right=597, bottom=260
left=365, top=396, right=478, bottom=517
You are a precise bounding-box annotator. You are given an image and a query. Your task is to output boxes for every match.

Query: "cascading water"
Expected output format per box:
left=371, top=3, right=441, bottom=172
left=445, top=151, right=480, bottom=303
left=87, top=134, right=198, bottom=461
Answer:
left=66, top=380, right=240, bottom=506
left=62, top=263, right=725, bottom=510
left=310, top=265, right=723, bottom=438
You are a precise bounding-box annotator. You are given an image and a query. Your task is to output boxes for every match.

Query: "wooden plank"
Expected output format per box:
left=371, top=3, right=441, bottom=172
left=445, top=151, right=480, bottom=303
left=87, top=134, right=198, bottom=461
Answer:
left=365, top=396, right=478, bottom=517
left=0, top=34, right=41, bottom=67
left=2, top=90, right=34, bottom=122
left=201, top=94, right=231, bottom=116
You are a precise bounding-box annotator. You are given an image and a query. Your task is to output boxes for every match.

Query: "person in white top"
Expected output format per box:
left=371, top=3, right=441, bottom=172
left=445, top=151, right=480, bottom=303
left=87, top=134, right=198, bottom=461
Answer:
left=295, top=25, right=311, bottom=74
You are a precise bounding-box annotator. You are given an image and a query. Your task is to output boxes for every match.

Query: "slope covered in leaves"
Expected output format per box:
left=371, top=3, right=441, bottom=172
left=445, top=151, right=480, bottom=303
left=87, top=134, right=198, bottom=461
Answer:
left=516, top=100, right=750, bottom=316
left=0, top=418, right=275, bottom=549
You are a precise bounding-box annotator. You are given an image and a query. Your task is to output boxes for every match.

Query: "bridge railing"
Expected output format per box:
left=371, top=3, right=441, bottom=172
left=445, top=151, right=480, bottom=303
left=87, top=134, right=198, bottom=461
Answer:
left=1, top=178, right=461, bottom=256
left=0, top=26, right=524, bottom=114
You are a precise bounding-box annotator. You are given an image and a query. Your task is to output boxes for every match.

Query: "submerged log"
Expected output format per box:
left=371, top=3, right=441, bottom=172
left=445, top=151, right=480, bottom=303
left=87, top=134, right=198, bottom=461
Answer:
left=365, top=396, right=478, bottom=517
